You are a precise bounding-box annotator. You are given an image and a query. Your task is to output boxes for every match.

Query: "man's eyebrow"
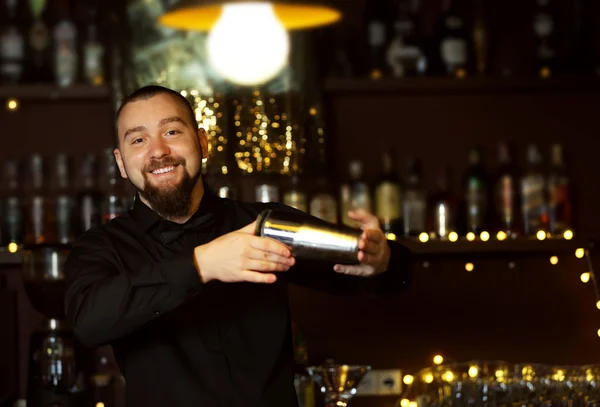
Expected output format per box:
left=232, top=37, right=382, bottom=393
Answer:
left=123, top=125, right=147, bottom=140
left=158, top=116, right=188, bottom=127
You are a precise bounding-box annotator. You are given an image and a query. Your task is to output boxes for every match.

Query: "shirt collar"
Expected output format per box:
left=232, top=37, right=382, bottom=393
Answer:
left=129, top=191, right=221, bottom=234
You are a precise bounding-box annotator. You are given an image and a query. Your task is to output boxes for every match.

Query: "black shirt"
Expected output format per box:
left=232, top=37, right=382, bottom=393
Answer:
left=64, top=192, right=413, bottom=407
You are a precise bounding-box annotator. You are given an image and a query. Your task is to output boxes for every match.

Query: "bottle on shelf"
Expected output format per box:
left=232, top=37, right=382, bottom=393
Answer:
left=533, top=0, right=557, bottom=79
left=77, top=153, right=103, bottom=234
left=81, top=0, right=106, bottom=86
left=493, top=141, right=520, bottom=238
left=283, top=175, right=308, bottom=213
left=309, top=177, right=338, bottom=225
left=386, top=0, right=427, bottom=78
left=547, top=143, right=572, bottom=236
left=53, top=0, right=78, bottom=87
left=365, top=0, right=391, bottom=80
left=0, top=0, right=26, bottom=84
left=402, top=158, right=426, bottom=237
left=435, top=0, right=471, bottom=78
left=340, top=160, right=371, bottom=228
left=428, top=166, right=456, bottom=239
left=1, top=159, right=24, bottom=245
left=472, top=0, right=488, bottom=75
left=521, top=144, right=548, bottom=237
left=24, top=0, right=55, bottom=83
left=101, top=148, right=125, bottom=223
left=26, top=154, right=49, bottom=244
left=374, top=150, right=402, bottom=237
left=461, top=146, right=487, bottom=236
left=53, top=152, right=74, bottom=244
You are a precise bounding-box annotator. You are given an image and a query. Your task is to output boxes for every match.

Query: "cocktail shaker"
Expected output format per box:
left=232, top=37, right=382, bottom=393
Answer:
left=255, top=209, right=361, bottom=264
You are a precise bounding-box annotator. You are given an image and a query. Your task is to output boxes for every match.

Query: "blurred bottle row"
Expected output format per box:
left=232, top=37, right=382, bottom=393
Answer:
left=327, top=0, right=596, bottom=80
left=0, top=149, right=134, bottom=246
left=215, top=142, right=573, bottom=240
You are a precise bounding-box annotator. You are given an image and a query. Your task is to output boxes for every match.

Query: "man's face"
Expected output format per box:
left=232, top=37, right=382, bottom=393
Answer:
left=114, top=93, right=208, bottom=218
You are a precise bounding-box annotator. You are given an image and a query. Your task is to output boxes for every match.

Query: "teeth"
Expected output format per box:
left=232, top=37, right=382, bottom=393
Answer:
left=151, top=166, right=175, bottom=174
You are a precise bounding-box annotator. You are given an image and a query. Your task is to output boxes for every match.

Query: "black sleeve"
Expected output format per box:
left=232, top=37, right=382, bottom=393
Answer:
left=270, top=203, right=413, bottom=298
left=64, top=229, right=202, bottom=347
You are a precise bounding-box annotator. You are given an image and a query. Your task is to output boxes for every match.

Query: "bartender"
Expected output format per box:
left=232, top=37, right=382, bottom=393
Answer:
left=64, top=85, right=413, bottom=407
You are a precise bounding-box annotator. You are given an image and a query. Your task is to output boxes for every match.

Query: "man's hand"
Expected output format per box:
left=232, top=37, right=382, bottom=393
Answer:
left=334, top=209, right=391, bottom=277
left=193, top=221, right=295, bottom=284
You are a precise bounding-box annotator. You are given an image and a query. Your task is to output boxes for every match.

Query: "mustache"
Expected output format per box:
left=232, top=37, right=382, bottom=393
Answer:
left=144, top=157, right=186, bottom=173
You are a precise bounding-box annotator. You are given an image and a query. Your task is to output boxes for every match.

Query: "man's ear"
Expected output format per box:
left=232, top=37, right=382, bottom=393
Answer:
left=113, top=148, right=129, bottom=179
left=198, top=128, right=209, bottom=160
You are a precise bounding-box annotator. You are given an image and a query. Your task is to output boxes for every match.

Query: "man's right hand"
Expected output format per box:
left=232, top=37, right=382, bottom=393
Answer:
left=193, top=221, right=295, bottom=284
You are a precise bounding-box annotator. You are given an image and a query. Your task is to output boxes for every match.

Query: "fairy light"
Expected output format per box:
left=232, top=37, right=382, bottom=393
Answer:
left=581, top=272, right=590, bottom=283
left=576, top=248, right=585, bottom=258
left=403, top=375, right=414, bottom=385
left=422, top=372, right=434, bottom=383
left=563, top=230, right=574, bottom=240
left=418, top=232, right=429, bottom=243
left=386, top=233, right=397, bottom=241
left=433, top=355, right=443, bottom=365
left=468, top=366, right=479, bottom=378
left=496, top=231, right=507, bottom=241
left=480, top=231, right=490, bottom=241
left=6, top=98, right=18, bottom=111
left=400, top=400, right=410, bottom=407
left=8, top=243, right=18, bottom=253
left=536, top=230, right=547, bottom=240
left=550, top=256, right=558, bottom=265
left=466, top=232, right=476, bottom=241
left=465, top=262, right=474, bottom=272
left=448, top=231, right=458, bottom=242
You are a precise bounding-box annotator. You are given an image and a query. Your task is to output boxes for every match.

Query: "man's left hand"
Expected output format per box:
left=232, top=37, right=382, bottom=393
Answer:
left=333, top=209, right=391, bottom=277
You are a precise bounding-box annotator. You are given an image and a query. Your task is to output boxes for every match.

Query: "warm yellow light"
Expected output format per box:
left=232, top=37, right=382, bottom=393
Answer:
left=581, top=272, right=591, bottom=283
left=442, top=371, right=454, bottom=382
left=596, top=300, right=600, bottom=310
left=597, top=329, right=600, bottom=338
left=400, top=399, right=410, bottom=407
left=576, top=248, right=585, bottom=259
left=7, top=242, right=18, bottom=253
left=422, top=372, right=434, bottom=383
left=96, top=403, right=105, bottom=407
left=386, top=233, right=397, bottom=241
left=465, top=262, right=474, bottom=272
left=468, top=366, right=479, bottom=378
left=7, top=98, right=18, bottom=111
left=536, top=230, right=546, bottom=240
left=496, top=231, right=507, bottom=241
left=409, top=402, right=417, bottom=407
left=448, top=231, right=458, bottom=242
left=466, top=232, right=476, bottom=241
left=563, top=230, right=574, bottom=240
left=159, top=2, right=342, bottom=31
left=549, top=256, right=558, bottom=265
left=419, top=232, right=429, bottom=243
left=433, top=355, right=444, bottom=365
left=480, top=231, right=490, bottom=241
left=403, top=374, right=414, bottom=385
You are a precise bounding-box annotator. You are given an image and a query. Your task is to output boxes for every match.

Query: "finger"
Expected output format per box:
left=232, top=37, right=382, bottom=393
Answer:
left=245, top=259, right=291, bottom=273
left=358, top=239, right=380, bottom=256
left=362, top=229, right=385, bottom=244
left=238, top=220, right=257, bottom=234
left=333, top=264, right=371, bottom=276
left=240, top=270, right=277, bottom=283
left=358, top=250, right=374, bottom=264
left=249, top=236, right=291, bottom=257
left=347, top=209, right=380, bottom=229
left=248, top=248, right=295, bottom=266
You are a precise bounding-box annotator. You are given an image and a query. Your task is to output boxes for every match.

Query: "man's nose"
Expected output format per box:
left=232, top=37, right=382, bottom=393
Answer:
left=149, top=137, right=171, bottom=159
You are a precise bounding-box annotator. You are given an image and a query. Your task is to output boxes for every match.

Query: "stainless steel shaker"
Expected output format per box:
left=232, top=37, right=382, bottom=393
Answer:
left=255, top=209, right=361, bottom=264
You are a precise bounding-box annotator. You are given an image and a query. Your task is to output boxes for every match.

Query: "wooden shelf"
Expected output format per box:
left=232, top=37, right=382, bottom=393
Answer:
left=398, top=237, right=593, bottom=261
left=0, top=84, right=111, bottom=101
left=324, top=76, right=600, bottom=95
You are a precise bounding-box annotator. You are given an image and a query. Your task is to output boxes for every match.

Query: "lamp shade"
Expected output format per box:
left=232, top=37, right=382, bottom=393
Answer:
left=158, top=0, right=342, bottom=31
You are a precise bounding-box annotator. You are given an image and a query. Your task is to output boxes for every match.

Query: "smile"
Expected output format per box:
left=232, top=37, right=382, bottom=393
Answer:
left=151, top=166, right=177, bottom=175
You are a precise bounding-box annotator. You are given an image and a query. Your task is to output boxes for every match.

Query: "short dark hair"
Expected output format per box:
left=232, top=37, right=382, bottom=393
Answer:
left=114, top=85, right=198, bottom=147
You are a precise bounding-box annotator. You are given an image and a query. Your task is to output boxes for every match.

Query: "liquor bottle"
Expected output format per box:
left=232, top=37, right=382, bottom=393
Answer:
left=374, top=150, right=402, bottom=236
left=81, top=0, right=105, bottom=86
left=435, top=0, right=470, bottom=78
left=309, top=177, right=338, bottom=224
left=283, top=176, right=308, bottom=212
left=429, top=166, right=456, bottom=239
left=341, top=160, right=371, bottom=227
left=53, top=153, right=74, bottom=244
left=25, top=0, right=54, bottom=83
left=77, top=153, right=103, bottom=234
left=1, top=159, right=24, bottom=245
left=26, top=154, right=48, bottom=244
left=521, top=144, right=548, bottom=236
left=547, top=143, right=572, bottom=235
left=403, top=158, right=426, bottom=237
left=101, top=148, right=125, bottom=223
left=472, top=0, right=488, bottom=75
left=533, top=0, right=556, bottom=79
left=255, top=182, right=280, bottom=203
left=292, top=323, right=315, bottom=407
left=365, top=0, right=390, bottom=79
left=462, top=146, right=487, bottom=235
left=386, top=0, right=427, bottom=77
left=493, top=142, right=519, bottom=237
left=53, top=0, right=78, bottom=87
left=0, top=0, right=26, bottom=84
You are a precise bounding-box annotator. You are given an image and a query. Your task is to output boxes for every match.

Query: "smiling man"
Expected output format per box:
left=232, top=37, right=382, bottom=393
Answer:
left=64, top=85, right=413, bottom=407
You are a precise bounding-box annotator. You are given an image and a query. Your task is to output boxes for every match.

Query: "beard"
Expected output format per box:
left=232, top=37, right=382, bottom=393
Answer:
left=138, top=156, right=201, bottom=219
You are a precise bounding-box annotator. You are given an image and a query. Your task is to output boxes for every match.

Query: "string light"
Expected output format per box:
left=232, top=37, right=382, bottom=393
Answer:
left=433, top=355, right=443, bottom=365
left=402, top=375, right=414, bottom=385
left=418, top=232, right=429, bottom=243
left=480, top=231, right=490, bottom=241
left=448, top=231, right=458, bottom=242
left=576, top=248, right=585, bottom=259
left=400, top=399, right=410, bottom=407
left=466, top=232, right=476, bottom=241
left=563, top=230, right=574, bottom=240
left=536, top=230, right=547, bottom=240
left=7, top=243, right=18, bottom=253
left=496, top=231, right=507, bottom=241
left=465, top=262, right=474, bottom=272
left=386, top=233, right=397, bottom=241
left=549, top=256, right=558, bottom=265
left=581, top=272, right=591, bottom=283
left=6, top=98, right=18, bottom=111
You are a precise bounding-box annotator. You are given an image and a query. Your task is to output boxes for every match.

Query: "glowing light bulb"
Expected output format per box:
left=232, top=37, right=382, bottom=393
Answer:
left=581, top=272, right=591, bottom=283
left=496, top=231, right=507, bottom=241
left=409, top=402, right=417, bottom=407
left=563, top=230, right=573, bottom=240
left=207, top=3, right=290, bottom=85
left=465, top=262, right=474, bottom=272
left=597, top=328, right=600, bottom=338
left=403, top=375, right=414, bottom=385
left=7, top=98, right=18, bottom=111
left=422, top=372, right=434, bottom=383
left=480, top=231, right=490, bottom=241
left=468, top=366, right=479, bottom=378
left=386, top=232, right=397, bottom=241
left=536, top=230, right=547, bottom=240
left=419, top=232, right=429, bottom=242
left=448, top=231, right=458, bottom=242
left=466, top=232, right=476, bottom=241
left=596, top=300, right=600, bottom=310
left=8, top=242, right=18, bottom=253
left=400, top=399, right=410, bottom=407
left=549, top=256, right=558, bottom=265
left=433, top=355, right=443, bottom=365
left=575, top=248, right=585, bottom=259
